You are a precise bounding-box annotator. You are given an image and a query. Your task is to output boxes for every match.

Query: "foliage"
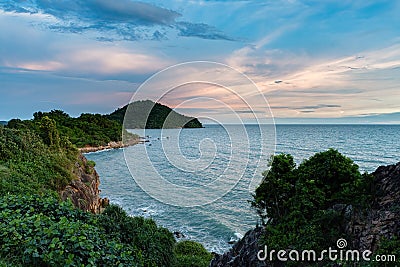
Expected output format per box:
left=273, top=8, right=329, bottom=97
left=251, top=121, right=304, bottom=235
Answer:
left=0, top=127, right=77, bottom=195
left=38, top=116, right=61, bottom=148
left=252, top=149, right=376, bottom=261
left=0, top=195, right=142, bottom=266
left=252, top=153, right=296, bottom=224
left=98, top=204, right=176, bottom=267
left=0, top=110, right=211, bottom=266
left=7, top=109, right=138, bottom=148
left=32, top=110, right=126, bottom=147
left=174, top=240, right=213, bottom=267
left=107, top=100, right=203, bottom=129
left=372, top=237, right=400, bottom=266
left=0, top=196, right=212, bottom=267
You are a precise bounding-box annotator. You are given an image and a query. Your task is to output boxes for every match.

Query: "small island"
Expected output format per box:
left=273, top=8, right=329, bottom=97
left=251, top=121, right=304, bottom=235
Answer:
left=107, top=100, right=203, bottom=129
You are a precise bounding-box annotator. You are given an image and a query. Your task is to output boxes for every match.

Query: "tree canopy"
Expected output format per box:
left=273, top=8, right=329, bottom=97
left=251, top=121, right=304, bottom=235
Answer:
left=252, top=149, right=374, bottom=252
left=7, top=109, right=133, bottom=148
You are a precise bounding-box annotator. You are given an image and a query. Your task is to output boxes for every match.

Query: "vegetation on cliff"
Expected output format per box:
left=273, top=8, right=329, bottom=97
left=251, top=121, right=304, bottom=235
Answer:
left=0, top=125, right=77, bottom=195
left=251, top=149, right=398, bottom=265
left=107, top=100, right=203, bottom=129
left=174, top=240, right=214, bottom=267
left=0, top=114, right=211, bottom=266
left=7, top=109, right=135, bottom=148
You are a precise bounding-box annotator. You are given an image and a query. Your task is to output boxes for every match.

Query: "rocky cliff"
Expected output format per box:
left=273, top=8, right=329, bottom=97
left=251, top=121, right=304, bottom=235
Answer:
left=344, top=162, right=400, bottom=252
left=210, top=227, right=267, bottom=267
left=210, top=162, right=400, bottom=267
left=60, top=153, right=109, bottom=213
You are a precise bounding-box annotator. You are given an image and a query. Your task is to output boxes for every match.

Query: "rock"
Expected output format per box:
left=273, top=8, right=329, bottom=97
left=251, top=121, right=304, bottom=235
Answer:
left=79, top=140, right=139, bottom=153
left=60, top=153, right=108, bottom=213
left=344, top=162, right=400, bottom=252
left=210, top=227, right=267, bottom=267
left=174, top=231, right=185, bottom=238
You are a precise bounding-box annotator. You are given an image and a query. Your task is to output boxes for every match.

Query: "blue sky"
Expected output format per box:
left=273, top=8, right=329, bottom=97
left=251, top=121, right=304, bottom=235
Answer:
left=0, top=0, right=399, bottom=123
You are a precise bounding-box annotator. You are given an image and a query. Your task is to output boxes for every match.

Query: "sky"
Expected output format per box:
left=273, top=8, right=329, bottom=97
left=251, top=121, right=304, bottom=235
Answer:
left=0, top=0, right=399, bottom=124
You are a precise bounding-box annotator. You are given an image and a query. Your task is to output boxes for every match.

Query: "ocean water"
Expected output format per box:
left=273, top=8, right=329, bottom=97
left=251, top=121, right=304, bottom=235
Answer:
left=85, top=124, right=399, bottom=253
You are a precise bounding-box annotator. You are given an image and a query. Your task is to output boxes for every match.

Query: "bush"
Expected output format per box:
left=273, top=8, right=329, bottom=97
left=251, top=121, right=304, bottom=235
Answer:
left=8, top=109, right=138, bottom=148
left=252, top=149, right=375, bottom=259
left=174, top=241, right=213, bottom=267
left=98, top=204, right=176, bottom=267
left=0, top=195, right=142, bottom=266
left=0, top=128, right=77, bottom=196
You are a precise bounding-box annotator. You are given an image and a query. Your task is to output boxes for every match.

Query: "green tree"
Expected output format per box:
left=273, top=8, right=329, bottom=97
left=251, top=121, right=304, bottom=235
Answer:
left=252, top=149, right=375, bottom=256
left=251, top=154, right=296, bottom=224
left=174, top=241, right=213, bottom=267
left=38, top=116, right=60, bottom=148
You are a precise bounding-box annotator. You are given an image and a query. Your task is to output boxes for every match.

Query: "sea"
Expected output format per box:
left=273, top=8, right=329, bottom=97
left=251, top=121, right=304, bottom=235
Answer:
left=85, top=124, right=400, bottom=254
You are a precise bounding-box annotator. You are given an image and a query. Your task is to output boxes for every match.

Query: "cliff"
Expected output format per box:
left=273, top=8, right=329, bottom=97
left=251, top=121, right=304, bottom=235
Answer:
left=210, top=227, right=267, bottom=267
left=210, top=162, right=400, bottom=267
left=344, top=161, right=400, bottom=251
left=60, top=153, right=109, bottom=213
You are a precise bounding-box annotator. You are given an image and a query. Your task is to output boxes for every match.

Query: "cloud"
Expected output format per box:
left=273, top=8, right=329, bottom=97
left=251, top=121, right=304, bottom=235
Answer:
left=0, top=67, right=138, bottom=120
left=293, top=104, right=341, bottom=110
left=270, top=104, right=341, bottom=111
left=275, top=111, right=400, bottom=124
left=3, top=45, right=172, bottom=80
left=265, top=88, right=364, bottom=97
left=9, top=0, right=180, bottom=25
left=0, top=0, right=235, bottom=42
left=176, top=22, right=237, bottom=41
left=227, top=40, right=400, bottom=119
left=63, top=47, right=172, bottom=74
left=0, top=14, right=173, bottom=80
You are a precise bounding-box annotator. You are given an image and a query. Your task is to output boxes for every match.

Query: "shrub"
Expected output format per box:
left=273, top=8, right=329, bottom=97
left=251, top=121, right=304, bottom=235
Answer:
left=252, top=149, right=376, bottom=260
left=0, top=195, right=142, bottom=266
left=0, top=128, right=78, bottom=196
left=98, top=204, right=176, bottom=267
left=174, top=240, right=213, bottom=267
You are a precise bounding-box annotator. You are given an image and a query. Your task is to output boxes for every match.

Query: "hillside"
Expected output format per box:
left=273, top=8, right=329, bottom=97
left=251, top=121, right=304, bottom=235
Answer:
left=107, top=100, right=203, bottom=129
left=0, top=121, right=6, bottom=126
left=0, top=115, right=211, bottom=266
left=0, top=124, right=174, bottom=265
left=7, top=110, right=138, bottom=148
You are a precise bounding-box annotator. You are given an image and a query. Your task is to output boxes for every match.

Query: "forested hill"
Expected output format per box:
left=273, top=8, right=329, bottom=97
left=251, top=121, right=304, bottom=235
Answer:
left=0, top=121, right=6, bottom=126
left=6, top=110, right=133, bottom=148
left=5, top=100, right=203, bottom=147
left=106, top=100, right=203, bottom=129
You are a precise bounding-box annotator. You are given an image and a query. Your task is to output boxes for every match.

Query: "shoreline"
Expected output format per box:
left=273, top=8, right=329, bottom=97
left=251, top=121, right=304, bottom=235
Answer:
left=78, top=140, right=140, bottom=153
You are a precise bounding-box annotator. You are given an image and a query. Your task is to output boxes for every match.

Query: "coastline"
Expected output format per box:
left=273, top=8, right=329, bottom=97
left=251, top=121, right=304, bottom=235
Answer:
left=78, top=140, right=139, bottom=153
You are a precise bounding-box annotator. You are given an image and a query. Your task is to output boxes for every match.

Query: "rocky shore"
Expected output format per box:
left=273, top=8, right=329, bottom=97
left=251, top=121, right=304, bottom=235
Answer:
left=60, top=153, right=109, bottom=213
left=63, top=138, right=140, bottom=213
left=210, top=162, right=400, bottom=267
left=78, top=140, right=139, bottom=153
